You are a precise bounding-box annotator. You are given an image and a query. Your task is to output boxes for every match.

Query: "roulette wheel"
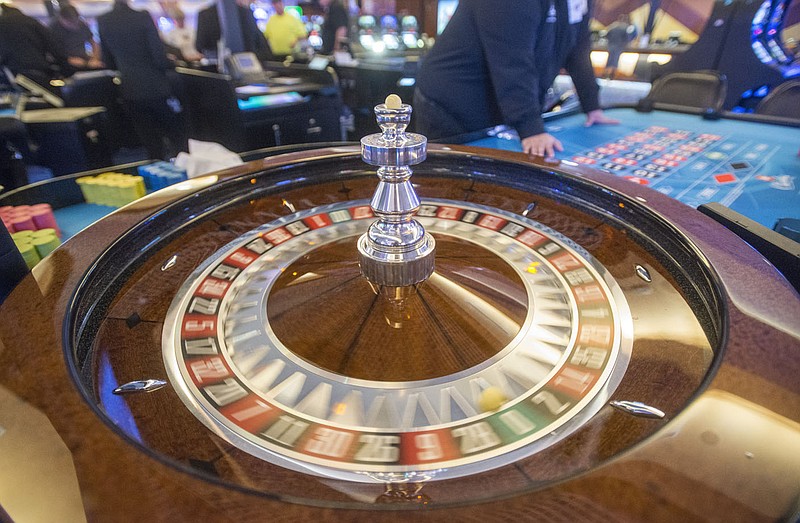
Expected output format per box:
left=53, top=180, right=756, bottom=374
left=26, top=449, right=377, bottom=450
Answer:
left=0, top=98, right=798, bottom=522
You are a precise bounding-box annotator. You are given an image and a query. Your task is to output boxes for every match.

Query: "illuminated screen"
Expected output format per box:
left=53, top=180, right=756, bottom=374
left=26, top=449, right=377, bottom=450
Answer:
left=359, top=15, right=376, bottom=28
left=237, top=92, right=303, bottom=110
left=402, top=15, right=418, bottom=29
left=380, top=15, right=398, bottom=30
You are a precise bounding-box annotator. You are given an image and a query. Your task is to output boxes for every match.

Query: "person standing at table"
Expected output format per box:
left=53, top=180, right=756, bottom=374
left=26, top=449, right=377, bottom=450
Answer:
left=49, top=4, right=103, bottom=70
left=97, top=0, right=188, bottom=160
left=319, top=0, right=349, bottom=55
left=264, top=0, right=307, bottom=60
left=414, top=0, right=618, bottom=158
left=604, top=14, right=636, bottom=79
left=0, top=3, right=73, bottom=86
left=195, top=0, right=273, bottom=61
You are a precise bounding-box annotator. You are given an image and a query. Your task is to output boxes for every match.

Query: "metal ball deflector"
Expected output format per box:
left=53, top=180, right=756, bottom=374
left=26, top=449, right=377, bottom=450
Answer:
left=358, top=95, right=436, bottom=290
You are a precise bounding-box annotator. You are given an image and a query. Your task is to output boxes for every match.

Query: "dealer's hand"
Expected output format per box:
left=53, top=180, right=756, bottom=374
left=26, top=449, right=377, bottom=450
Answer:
left=522, top=133, right=563, bottom=158
left=584, top=109, right=620, bottom=127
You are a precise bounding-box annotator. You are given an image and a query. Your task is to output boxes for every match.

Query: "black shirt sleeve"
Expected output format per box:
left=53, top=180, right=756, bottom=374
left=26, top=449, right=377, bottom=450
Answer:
left=473, top=1, right=545, bottom=138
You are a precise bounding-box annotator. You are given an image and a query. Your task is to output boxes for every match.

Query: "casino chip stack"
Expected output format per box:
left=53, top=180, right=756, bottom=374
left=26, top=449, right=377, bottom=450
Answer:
left=10, top=229, right=61, bottom=268
left=76, top=173, right=147, bottom=207
left=1, top=204, right=63, bottom=268
left=1, top=204, right=61, bottom=236
left=137, top=162, right=188, bottom=191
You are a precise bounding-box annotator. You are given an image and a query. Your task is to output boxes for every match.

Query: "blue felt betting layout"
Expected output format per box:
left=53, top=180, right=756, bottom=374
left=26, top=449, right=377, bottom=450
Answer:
left=465, top=108, right=800, bottom=229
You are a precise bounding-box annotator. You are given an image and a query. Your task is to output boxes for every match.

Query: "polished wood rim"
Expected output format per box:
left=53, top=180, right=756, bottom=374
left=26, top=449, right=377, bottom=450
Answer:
left=0, top=146, right=797, bottom=520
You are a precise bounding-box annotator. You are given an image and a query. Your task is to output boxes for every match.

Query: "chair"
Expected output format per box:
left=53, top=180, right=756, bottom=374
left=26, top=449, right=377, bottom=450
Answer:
left=755, top=81, right=800, bottom=120
left=639, top=70, right=727, bottom=112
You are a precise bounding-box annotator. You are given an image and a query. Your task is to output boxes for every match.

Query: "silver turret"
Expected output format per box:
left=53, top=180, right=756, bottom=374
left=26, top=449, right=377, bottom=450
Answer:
left=358, top=95, right=436, bottom=290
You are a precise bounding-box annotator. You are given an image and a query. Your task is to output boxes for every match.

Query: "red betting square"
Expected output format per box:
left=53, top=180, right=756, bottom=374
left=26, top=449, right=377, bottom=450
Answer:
left=714, top=173, right=737, bottom=184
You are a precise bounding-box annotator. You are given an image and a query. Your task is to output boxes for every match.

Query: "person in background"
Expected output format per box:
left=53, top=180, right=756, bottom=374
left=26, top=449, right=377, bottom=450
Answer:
left=603, top=14, right=637, bottom=79
left=0, top=2, right=73, bottom=86
left=49, top=4, right=103, bottom=70
left=264, top=0, right=307, bottom=60
left=97, top=0, right=188, bottom=160
left=318, top=0, right=349, bottom=55
left=195, top=0, right=273, bottom=61
left=162, top=7, right=203, bottom=62
left=414, top=0, right=619, bottom=158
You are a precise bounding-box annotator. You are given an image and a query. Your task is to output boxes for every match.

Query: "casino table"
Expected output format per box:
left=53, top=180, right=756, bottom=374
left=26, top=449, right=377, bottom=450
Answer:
left=0, top=105, right=799, bottom=522
left=464, top=106, right=800, bottom=230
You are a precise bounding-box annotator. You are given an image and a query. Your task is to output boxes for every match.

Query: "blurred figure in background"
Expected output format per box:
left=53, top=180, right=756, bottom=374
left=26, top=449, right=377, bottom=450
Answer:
left=162, top=7, right=203, bottom=62
left=98, top=0, right=188, bottom=160
left=195, top=0, right=273, bottom=61
left=318, top=0, right=349, bottom=55
left=264, top=0, right=307, bottom=60
left=603, top=14, right=637, bottom=79
left=0, top=2, right=73, bottom=86
left=49, top=4, right=103, bottom=70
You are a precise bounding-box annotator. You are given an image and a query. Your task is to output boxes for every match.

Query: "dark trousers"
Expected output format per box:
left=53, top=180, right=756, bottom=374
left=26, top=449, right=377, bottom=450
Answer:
left=412, top=89, right=468, bottom=141
left=125, top=96, right=188, bottom=160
